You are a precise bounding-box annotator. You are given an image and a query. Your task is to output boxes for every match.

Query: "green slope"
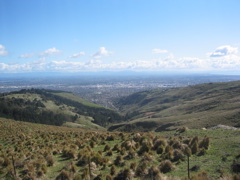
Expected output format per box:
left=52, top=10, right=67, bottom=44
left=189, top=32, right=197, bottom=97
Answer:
left=110, top=81, right=240, bottom=131
left=1, top=117, right=240, bottom=179
left=0, top=89, right=123, bottom=129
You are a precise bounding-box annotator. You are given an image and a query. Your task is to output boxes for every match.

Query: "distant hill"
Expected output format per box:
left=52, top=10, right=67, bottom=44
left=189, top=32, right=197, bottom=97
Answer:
left=109, top=80, right=240, bottom=131
left=0, top=89, right=123, bottom=129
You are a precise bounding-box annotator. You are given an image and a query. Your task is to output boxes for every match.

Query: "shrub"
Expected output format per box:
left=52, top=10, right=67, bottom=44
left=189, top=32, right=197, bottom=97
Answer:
left=159, top=160, right=175, bottom=173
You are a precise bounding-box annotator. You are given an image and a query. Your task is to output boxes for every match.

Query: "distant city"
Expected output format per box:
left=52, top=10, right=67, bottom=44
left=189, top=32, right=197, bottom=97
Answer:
left=1, top=72, right=240, bottom=109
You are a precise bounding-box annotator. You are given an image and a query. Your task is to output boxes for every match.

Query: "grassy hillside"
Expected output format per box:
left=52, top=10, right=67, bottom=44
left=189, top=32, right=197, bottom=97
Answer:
left=111, top=81, right=240, bottom=131
left=1, top=118, right=239, bottom=179
left=0, top=89, right=123, bottom=129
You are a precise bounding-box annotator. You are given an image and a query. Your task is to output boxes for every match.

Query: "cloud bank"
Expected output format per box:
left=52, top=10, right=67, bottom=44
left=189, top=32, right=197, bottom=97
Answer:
left=0, top=45, right=240, bottom=73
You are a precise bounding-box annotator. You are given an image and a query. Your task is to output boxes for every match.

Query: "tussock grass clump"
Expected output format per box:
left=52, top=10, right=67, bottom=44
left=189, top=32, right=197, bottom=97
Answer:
left=130, top=162, right=137, bottom=171
left=198, top=136, right=210, bottom=150
left=106, top=174, right=113, bottom=180
left=45, top=155, right=54, bottom=166
left=144, top=166, right=162, bottom=180
left=56, top=169, right=71, bottom=180
left=124, top=149, right=137, bottom=160
left=112, top=144, right=120, bottom=152
left=0, top=118, right=215, bottom=179
left=104, top=144, right=111, bottom=152
left=114, top=155, right=124, bottom=167
left=135, top=161, right=148, bottom=177
left=76, top=154, right=90, bottom=167
left=190, top=171, right=208, bottom=180
left=106, top=135, right=114, bottom=141
left=153, top=138, right=167, bottom=150
left=173, top=149, right=185, bottom=162
left=113, top=168, right=133, bottom=180
left=156, top=145, right=165, bottom=154
left=159, top=160, right=175, bottom=173
left=62, top=148, right=77, bottom=159
left=106, top=150, right=113, bottom=156
left=231, top=159, right=240, bottom=173
left=176, top=126, right=189, bottom=133
left=110, top=165, right=117, bottom=176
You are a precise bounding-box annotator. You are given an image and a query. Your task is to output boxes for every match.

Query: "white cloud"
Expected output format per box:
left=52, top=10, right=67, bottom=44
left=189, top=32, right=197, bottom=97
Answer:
left=209, top=45, right=238, bottom=58
left=1, top=45, right=240, bottom=73
left=210, top=54, right=240, bottom=69
left=152, top=48, right=168, bottom=54
left=69, top=52, right=85, bottom=58
left=19, top=53, right=34, bottom=58
left=40, top=47, right=61, bottom=56
left=93, top=47, right=112, bottom=58
left=0, top=44, right=8, bottom=56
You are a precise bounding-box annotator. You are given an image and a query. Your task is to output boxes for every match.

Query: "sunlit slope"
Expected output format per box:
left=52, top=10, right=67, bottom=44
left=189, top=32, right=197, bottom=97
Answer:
left=0, top=89, right=123, bottom=129
left=111, top=81, right=240, bottom=131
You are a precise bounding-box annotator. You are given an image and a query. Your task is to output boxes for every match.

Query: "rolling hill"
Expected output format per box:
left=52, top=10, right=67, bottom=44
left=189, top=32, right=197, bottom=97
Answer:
left=0, top=89, right=123, bottom=130
left=109, top=80, right=240, bottom=131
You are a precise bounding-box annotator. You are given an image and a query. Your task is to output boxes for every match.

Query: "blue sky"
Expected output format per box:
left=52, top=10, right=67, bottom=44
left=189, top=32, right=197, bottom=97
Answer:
left=1, top=0, right=240, bottom=73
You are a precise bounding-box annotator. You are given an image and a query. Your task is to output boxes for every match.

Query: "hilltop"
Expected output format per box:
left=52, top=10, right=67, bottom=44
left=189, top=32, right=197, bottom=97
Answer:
left=0, top=89, right=123, bottom=130
left=110, top=80, right=240, bottom=131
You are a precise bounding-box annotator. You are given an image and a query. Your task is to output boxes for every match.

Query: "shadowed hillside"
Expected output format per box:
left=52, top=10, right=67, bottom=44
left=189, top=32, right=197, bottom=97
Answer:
left=110, top=81, right=240, bottom=131
left=0, top=89, right=123, bottom=129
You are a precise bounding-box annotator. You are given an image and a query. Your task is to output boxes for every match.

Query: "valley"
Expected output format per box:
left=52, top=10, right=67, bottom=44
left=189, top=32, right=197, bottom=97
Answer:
left=0, top=74, right=240, bottom=179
